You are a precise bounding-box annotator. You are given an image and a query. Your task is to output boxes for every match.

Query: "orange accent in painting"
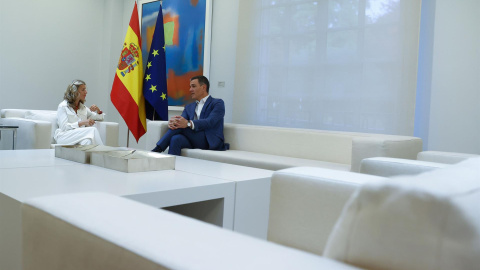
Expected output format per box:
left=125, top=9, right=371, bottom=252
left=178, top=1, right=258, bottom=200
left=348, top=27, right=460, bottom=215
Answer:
left=190, top=0, right=199, bottom=6
left=146, top=25, right=155, bottom=53
left=167, top=68, right=203, bottom=102
left=198, top=29, right=204, bottom=64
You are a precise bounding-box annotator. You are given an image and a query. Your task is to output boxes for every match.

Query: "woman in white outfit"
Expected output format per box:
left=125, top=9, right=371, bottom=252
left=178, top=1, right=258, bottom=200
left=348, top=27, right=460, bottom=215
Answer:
left=54, top=80, right=105, bottom=145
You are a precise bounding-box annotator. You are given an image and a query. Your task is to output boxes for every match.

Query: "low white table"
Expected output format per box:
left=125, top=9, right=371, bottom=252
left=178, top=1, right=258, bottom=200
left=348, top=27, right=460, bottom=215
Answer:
left=0, top=149, right=272, bottom=270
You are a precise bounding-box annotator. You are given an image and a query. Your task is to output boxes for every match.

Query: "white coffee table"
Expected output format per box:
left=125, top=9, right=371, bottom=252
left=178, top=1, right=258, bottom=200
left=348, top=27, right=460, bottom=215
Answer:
left=0, top=149, right=272, bottom=270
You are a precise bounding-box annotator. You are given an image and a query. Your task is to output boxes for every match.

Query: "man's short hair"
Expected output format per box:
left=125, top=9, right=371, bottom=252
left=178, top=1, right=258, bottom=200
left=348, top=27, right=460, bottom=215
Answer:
left=191, top=75, right=210, bottom=93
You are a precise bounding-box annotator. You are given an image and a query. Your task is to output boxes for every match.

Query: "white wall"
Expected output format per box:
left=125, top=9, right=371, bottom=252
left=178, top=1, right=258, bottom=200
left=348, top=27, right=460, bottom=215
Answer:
left=208, top=0, right=239, bottom=124
left=428, top=0, right=480, bottom=154
left=0, top=0, right=116, bottom=115
left=0, top=0, right=149, bottom=149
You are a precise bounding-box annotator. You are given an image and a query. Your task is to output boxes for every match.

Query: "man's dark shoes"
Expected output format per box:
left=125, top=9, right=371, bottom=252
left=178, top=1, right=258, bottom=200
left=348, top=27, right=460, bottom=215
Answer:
left=152, top=145, right=164, bottom=153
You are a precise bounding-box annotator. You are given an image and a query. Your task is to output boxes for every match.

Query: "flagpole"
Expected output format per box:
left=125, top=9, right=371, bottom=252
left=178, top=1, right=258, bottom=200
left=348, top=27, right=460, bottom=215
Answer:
left=127, top=131, right=130, bottom=148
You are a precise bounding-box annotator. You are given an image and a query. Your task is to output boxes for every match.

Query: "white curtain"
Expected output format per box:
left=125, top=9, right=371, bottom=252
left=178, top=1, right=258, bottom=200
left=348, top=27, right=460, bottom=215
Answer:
left=233, top=0, right=421, bottom=135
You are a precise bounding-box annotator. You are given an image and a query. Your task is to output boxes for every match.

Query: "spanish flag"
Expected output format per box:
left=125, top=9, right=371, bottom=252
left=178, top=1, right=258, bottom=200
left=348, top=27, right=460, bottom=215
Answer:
left=111, top=2, right=146, bottom=142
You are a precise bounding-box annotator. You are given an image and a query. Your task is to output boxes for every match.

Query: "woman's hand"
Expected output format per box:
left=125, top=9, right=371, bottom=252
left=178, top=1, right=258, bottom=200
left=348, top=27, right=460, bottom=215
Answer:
left=89, top=104, right=103, bottom=114
left=79, top=119, right=95, bottom=127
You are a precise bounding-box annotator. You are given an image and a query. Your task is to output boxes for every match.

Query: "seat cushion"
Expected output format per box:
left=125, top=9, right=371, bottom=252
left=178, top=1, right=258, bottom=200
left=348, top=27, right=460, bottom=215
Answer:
left=324, top=157, right=480, bottom=270
left=360, top=157, right=449, bottom=177
left=417, top=151, right=479, bottom=164
left=25, top=110, right=57, bottom=144
left=182, top=149, right=351, bottom=171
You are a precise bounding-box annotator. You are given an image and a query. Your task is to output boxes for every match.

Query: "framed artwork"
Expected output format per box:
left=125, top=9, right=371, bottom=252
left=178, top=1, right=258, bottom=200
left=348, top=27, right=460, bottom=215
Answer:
left=138, top=0, right=212, bottom=107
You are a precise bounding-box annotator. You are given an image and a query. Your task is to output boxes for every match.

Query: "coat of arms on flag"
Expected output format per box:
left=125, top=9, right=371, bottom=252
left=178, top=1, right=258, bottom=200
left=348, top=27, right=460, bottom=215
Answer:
left=118, top=43, right=141, bottom=77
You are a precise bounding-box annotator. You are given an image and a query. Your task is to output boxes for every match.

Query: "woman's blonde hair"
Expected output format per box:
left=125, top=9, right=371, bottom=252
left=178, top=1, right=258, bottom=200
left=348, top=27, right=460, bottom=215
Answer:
left=64, top=79, right=86, bottom=105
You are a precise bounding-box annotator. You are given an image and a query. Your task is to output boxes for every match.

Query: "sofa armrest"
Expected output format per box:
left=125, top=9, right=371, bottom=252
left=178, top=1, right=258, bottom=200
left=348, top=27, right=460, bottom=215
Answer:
left=0, top=118, right=51, bottom=149
left=268, top=167, right=384, bottom=256
left=360, top=157, right=448, bottom=177
left=1, top=109, right=29, bottom=118
left=22, top=192, right=359, bottom=270
left=417, top=150, right=479, bottom=164
left=145, top=120, right=169, bottom=150
left=350, top=137, right=423, bottom=172
left=95, top=121, right=119, bottom=147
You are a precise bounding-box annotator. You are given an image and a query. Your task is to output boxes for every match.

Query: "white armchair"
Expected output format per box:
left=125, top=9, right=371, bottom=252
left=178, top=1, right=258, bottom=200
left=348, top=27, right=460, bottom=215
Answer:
left=359, top=151, right=480, bottom=177
left=0, top=109, right=119, bottom=149
left=417, top=150, right=479, bottom=164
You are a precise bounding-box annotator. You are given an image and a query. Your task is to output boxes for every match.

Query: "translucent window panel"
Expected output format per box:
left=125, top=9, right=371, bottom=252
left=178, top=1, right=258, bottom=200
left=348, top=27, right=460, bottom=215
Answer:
left=324, top=64, right=363, bottom=97
left=291, top=3, right=319, bottom=33
left=235, top=0, right=421, bottom=135
left=328, top=0, right=360, bottom=29
left=361, top=62, right=400, bottom=97
left=363, top=25, right=401, bottom=60
left=262, top=0, right=288, bottom=6
left=288, top=34, right=317, bottom=65
left=327, top=30, right=359, bottom=60
left=261, top=37, right=288, bottom=65
left=365, top=0, right=400, bottom=24
left=262, top=6, right=287, bottom=35
left=284, top=67, right=316, bottom=96
left=262, top=66, right=289, bottom=95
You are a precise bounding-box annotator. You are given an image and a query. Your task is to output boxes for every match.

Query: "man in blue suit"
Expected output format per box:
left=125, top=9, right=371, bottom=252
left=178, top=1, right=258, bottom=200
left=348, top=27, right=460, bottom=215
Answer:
left=152, top=76, right=229, bottom=155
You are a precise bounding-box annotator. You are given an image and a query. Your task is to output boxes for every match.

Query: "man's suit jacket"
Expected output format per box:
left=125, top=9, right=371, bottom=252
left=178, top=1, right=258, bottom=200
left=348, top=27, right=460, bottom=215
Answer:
left=181, top=96, right=228, bottom=150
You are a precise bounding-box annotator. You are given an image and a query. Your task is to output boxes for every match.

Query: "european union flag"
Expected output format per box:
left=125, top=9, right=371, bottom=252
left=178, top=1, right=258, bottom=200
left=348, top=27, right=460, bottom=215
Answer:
left=143, top=4, right=168, bottom=121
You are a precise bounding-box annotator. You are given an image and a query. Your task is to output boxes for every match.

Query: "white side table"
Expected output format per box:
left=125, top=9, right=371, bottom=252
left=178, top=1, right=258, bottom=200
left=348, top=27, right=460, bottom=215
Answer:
left=0, top=125, right=18, bottom=150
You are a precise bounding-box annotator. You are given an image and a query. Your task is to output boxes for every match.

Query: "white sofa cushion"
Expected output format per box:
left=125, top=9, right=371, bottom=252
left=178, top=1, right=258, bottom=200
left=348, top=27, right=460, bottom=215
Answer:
left=182, top=149, right=351, bottom=171
left=24, top=110, right=57, bottom=143
left=223, top=124, right=354, bottom=164
left=417, top=150, right=479, bottom=164
left=360, top=157, right=449, bottom=177
left=324, top=157, right=480, bottom=270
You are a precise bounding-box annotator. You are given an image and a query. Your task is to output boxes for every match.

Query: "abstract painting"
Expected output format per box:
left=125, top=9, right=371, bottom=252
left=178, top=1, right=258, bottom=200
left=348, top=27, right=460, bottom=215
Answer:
left=140, top=0, right=207, bottom=106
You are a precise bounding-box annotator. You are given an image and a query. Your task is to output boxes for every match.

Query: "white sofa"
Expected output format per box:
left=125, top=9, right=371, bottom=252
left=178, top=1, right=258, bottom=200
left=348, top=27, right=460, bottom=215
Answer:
left=146, top=121, right=423, bottom=172
left=0, top=109, right=119, bottom=149
left=22, top=158, right=480, bottom=270
left=417, top=150, right=479, bottom=164
left=360, top=150, right=480, bottom=177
